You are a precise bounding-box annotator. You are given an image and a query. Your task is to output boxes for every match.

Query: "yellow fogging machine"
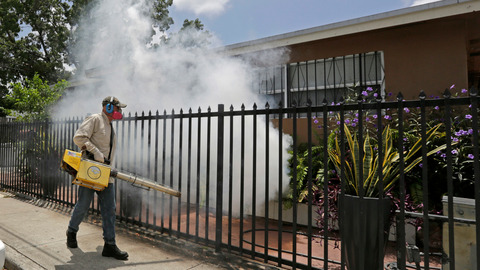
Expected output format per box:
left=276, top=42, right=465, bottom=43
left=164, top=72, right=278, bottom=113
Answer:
left=60, top=149, right=181, bottom=197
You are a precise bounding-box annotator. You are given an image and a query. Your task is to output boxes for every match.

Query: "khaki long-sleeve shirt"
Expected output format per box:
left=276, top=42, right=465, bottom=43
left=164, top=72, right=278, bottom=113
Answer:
left=73, top=112, right=116, bottom=183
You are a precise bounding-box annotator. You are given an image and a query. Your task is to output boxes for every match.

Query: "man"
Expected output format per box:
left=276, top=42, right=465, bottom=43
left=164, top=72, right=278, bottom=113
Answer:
left=66, top=96, right=128, bottom=260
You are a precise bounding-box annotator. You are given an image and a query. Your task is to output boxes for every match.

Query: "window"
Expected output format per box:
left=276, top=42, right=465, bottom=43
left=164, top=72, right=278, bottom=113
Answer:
left=255, top=51, right=385, bottom=108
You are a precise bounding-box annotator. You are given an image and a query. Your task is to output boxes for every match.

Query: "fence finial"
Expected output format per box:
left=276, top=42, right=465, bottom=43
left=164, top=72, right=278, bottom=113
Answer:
left=443, top=88, right=451, bottom=98
left=375, top=89, right=382, bottom=102
left=265, top=102, right=270, bottom=109
left=397, top=92, right=404, bottom=101
left=470, top=86, right=478, bottom=96
left=419, top=90, right=426, bottom=100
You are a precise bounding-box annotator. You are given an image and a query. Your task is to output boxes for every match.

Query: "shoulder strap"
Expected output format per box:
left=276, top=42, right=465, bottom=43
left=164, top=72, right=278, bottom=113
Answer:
left=108, top=123, right=114, bottom=161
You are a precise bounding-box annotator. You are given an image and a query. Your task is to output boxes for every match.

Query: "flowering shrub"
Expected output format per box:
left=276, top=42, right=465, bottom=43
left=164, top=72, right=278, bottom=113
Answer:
left=306, top=85, right=477, bottom=241
left=383, top=85, right=476, bottom=203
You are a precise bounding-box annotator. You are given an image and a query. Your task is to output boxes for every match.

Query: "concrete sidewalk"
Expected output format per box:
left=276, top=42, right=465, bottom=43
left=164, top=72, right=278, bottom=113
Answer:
left=0, top=191, right=273, bottom=270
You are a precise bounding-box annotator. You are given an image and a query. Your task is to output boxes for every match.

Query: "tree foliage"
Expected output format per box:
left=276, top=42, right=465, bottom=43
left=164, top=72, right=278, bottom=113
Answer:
left=0, top=0, right=202, bottom=117
left=0, top=0, right=71, bottom=93
left=7, top=73, right=68, bottom=121
left=0, top=0, right=71, bottom=115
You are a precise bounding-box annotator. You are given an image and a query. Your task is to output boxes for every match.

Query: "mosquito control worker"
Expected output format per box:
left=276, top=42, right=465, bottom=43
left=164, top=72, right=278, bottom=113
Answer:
left=66, top=96, right=128, bottom=260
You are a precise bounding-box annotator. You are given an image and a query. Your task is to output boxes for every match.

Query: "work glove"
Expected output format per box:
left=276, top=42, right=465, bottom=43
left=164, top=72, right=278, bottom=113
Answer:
left=91, top=148, right=105, bottom=163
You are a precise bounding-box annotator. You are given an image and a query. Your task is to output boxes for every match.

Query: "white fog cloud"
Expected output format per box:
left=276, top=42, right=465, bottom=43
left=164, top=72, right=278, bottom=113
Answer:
left=173, top=0, right=230, bottom=16
left=56, top=0, right=291, bottom=218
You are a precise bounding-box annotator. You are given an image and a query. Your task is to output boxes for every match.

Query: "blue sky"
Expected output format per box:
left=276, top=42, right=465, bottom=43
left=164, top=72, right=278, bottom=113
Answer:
left=169, top=0, right=440, bottom=45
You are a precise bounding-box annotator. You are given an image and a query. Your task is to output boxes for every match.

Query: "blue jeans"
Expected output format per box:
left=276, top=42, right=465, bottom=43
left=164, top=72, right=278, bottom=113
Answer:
left=68, top=183, right=117, bottom=245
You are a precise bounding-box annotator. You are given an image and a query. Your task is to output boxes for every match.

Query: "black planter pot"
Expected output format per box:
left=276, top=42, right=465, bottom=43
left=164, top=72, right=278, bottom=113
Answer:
left=340, top=194, right=393, bottom=270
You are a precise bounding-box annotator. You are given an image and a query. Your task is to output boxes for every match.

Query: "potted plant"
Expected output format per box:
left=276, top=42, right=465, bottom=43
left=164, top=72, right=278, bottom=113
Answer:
left=325, top=122, right=445, bottom=270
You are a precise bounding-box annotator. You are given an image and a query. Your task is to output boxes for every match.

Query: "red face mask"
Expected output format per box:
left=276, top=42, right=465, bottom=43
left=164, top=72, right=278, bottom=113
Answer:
left=112, top=110, right=123, bottom=120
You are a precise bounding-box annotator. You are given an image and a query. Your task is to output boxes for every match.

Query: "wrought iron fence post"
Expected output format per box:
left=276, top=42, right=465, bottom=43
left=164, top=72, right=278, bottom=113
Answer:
left=215, top=104, right=225, bottom=252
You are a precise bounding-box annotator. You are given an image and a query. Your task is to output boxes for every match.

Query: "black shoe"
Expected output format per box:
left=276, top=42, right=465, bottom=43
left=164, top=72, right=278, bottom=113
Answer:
left=66, top=230, right=78, bottom=248
left=102, top=243, right=129, bottom=260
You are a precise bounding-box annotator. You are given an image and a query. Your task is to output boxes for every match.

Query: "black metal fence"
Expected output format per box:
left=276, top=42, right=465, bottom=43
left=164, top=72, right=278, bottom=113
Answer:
left=1, top=88, right=479, bottom=270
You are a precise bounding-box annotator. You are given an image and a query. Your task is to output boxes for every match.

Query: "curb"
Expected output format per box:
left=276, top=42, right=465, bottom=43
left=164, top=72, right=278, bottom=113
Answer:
left=4, top=244, right=44, bottom=270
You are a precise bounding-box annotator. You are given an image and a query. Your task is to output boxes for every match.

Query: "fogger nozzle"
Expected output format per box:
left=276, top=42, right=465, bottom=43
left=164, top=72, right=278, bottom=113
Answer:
left=61, top=149, right=181, bottom=197
left=111, top=170, right=181, bottom=197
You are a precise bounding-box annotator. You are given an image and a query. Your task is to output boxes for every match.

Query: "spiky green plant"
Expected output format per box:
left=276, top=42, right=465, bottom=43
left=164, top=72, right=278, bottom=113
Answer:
left=328, top=123, right=446, bottom=197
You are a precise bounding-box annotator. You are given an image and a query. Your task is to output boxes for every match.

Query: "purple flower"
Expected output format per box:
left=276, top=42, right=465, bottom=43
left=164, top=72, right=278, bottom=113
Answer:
left=365, top=117, right=370, bottom=122
left=441, top=153, right=447, bottom=158
left=337, top=121, right=341, bottom=125
left=384, top=115, right=391, bottom=120
left=314, top=119, right=319, bottom=124
left=373, top=93, right=378, bottom=98
left=468, top=129, right=473, bottom=135
left=362, top=91, right=368, bottom=96
left=450, top=84, right=455, bottom=89
left=367, top=87, right=373, bottom=91
left=419, top=163, right=423, bottom=168
left=434, top=106, right=439, bottom=110
left=373, top=114, right=378, bottom=119
left=466, top=114, right=473, bottom=119
left=352, top=123, right=356, bottom=127
left=468, top=154, right=475, bottom=159
left=462, top=88, right=468, bottom=94
left=345, top=119, right=351, bottom=124
left=451, top=150, right=458, bottom=155
left=388, top=92, right=393, bottom=97
left=404, top=107, right=410, bottom=113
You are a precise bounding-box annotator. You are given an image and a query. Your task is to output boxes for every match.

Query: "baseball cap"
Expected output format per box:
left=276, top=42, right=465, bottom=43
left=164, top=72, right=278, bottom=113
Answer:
left=102, top=96, right=127, bottom=108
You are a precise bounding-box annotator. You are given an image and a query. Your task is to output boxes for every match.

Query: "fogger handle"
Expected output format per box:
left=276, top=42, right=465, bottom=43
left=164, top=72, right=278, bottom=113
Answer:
left=112, top=171, right=181, bottom=197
